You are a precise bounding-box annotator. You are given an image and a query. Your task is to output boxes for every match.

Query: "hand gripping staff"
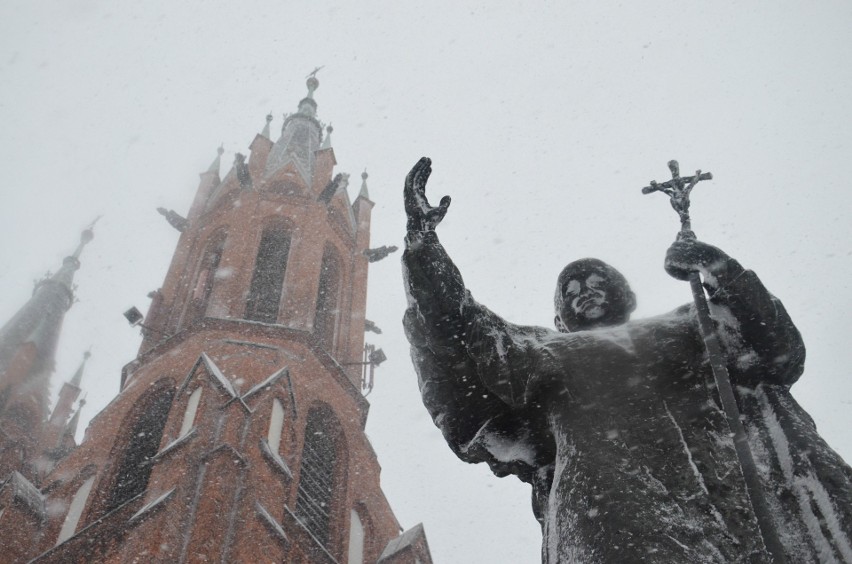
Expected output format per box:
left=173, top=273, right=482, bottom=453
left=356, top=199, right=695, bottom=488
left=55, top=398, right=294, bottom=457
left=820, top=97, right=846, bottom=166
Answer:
left=643, top=161, right=787, bottom=563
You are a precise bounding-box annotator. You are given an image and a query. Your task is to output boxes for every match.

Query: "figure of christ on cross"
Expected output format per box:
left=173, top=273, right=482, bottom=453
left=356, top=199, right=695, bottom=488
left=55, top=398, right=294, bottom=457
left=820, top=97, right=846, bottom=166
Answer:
left=401, top=157, right=852, bottom=563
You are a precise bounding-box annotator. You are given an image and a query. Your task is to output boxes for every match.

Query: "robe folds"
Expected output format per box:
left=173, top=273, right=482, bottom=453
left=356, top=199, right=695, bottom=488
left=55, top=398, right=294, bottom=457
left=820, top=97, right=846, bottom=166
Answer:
left=403, top=231, right=852, bottom=563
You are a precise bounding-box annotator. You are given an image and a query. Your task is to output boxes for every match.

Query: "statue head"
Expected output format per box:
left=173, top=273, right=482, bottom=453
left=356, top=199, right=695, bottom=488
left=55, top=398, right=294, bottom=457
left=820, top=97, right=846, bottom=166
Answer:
left=554, top=258, right=636, bottom=332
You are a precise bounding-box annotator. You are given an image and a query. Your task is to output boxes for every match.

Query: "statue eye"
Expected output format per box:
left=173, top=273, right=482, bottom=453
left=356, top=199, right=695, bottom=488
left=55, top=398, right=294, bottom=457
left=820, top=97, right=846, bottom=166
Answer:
left=563, top=280, right=581, bottom=296
left=586, top=274, right=605, bottom=289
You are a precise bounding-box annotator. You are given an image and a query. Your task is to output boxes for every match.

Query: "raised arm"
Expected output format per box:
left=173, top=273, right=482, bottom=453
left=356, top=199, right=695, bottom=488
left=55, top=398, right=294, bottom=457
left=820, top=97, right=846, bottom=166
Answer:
left=402, top=158, right=554, bottom=486
left=665, top=239, right=805, bottom=386
left=402, top=157, right=464, bottom=325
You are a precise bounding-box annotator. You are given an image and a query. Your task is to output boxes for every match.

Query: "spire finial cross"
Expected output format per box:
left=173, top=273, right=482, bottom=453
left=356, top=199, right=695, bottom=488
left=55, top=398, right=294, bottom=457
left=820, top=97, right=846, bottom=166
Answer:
left=642, top=160, right=712, bottom=237
left=306, top=66, right=324, bottom=79
left=73, top=216, right=100, bottom=259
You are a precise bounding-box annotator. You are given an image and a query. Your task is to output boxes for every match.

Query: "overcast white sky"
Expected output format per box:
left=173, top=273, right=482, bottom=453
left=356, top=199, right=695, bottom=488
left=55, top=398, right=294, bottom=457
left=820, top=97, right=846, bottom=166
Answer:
left=1, top=2, right=851, bottom=562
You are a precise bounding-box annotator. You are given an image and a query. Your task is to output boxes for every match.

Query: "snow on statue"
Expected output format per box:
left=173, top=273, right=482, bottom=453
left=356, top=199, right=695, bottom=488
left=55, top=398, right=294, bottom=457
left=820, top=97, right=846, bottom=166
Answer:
left=401, top=157, right=852, bottom=563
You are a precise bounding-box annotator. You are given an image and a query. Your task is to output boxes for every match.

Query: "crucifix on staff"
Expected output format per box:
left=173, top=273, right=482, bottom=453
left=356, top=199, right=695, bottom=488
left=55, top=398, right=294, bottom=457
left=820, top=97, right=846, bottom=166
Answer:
left=644, top=160, right=787, bottom=563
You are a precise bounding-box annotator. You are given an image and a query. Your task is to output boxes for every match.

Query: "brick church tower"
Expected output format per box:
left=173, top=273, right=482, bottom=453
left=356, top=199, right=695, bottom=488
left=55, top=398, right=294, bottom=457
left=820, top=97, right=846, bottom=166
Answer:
left=0, top=76, right=432, bottom=564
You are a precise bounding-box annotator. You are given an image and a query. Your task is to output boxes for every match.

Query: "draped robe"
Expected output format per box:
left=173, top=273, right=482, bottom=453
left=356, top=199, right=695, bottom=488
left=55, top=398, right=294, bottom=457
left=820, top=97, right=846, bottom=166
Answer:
left=403, top=231, right=852, bottom=563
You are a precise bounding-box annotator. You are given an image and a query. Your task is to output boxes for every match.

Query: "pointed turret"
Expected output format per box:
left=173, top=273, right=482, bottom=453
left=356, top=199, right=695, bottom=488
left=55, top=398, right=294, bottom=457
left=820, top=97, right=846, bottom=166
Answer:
left=321, top=124, right=333, bottom=149
left=264, top=74, right=325, bottom=188
left=48, top=350, right=89, bottom=430
left=35, top=396, right=87, bottom=479
left=40, top=350, right=88, bottom=476
left=345, top=169, right=375, bottom=385
left=359, top=169, right=370, bottom=200
left=353, top=169, right=374, bottom=224
left=61, top=398, right=85, bottom=447
left=261, top=113, right=273, bottom=139
left=249, top=115, right=275, bottom=181
left=69, top=351, right=87, bottom=387
left=207, top=144, right=224, bottom=175
left=0, top=226, right=93, bottom=480
left=185, top=145, right=224, bottom=223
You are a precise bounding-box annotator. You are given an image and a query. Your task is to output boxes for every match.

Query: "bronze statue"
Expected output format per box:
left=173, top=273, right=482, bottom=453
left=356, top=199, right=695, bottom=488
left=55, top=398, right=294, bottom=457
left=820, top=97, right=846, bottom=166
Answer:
left=402, top=157, right=852, bottom=563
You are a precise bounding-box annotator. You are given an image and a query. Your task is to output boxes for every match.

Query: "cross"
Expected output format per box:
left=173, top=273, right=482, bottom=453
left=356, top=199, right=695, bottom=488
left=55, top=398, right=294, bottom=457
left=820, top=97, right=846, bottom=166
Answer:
left=306, top=66, right=325, bottom=79
left=641, top=160, right=712, bottom=236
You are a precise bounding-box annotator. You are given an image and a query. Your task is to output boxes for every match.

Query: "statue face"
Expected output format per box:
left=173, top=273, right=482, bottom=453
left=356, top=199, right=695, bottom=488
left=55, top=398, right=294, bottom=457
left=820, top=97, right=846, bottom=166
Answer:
left=555, top=262, right=636, bottom=332
left=563, top=274, right=608, bottom=321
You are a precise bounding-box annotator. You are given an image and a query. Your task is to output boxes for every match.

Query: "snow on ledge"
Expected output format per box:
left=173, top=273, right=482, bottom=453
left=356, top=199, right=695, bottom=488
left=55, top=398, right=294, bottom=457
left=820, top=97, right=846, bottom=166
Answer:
left=242, top=367, right=289, bottom=401
left=201, top=352, right=237, bottom=398
left=129, top=488, right=175, bottom=523
left=256, top=501, right=289, bottom=544
left=260, top=439, right=294, bottom=479
left=153, top=427, right=197, bottom=460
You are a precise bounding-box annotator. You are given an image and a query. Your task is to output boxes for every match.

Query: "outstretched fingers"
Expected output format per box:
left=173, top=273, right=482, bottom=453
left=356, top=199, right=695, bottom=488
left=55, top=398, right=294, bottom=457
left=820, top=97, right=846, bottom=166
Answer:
left=413, top=156, right=432, bottom=189
left=413, top=159, right=433, bottom=210
left=405, top=157, right=432, bottom=211
left=405, top=157, right=452, bottom=231
left=425, top=195, right=451, bottom=230
left=406, top=157, right=431, bottom=194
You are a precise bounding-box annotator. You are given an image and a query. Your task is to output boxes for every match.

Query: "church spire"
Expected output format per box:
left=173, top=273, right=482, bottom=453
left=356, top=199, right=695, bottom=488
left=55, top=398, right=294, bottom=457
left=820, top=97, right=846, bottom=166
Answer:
left=0, top=225, right=95, bottom=373
left=49, top=222, right=95, bottom=290
left=264, top=73, right=325, bottom=186
left=297, top=71, right=321, bottom=118
left=0, top=225, right=94, bottom=480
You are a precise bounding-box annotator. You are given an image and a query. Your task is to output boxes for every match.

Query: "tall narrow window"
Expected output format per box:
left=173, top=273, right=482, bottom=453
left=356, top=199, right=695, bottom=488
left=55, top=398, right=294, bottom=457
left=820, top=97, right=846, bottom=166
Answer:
left=296, top=408, right=338, bottom=547
left=56, top=476, right=95, bottom=545
left=268, top=398, right=285, bottom=454
left=314, top=247, right=341, bottom=352
left=246, top=225, right=291, bottom=323
left=179, top=387, right=202, bottom=437
left=186, top=231, right=226, bottom=323
left=103, top=386, right=175, bottom=514
left=348, top=509, right=365, bottom=564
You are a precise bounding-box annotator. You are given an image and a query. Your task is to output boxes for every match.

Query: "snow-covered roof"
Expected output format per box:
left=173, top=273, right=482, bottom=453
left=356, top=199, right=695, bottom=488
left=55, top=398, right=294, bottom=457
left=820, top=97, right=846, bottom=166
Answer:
left=378, top=523, right=429, bottom=561
left=1, top=471, right=45, bottom=520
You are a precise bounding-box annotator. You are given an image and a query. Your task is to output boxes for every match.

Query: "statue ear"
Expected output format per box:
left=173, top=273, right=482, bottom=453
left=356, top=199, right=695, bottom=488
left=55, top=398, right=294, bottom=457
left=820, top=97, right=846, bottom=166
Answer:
left=625, top=291, right=637, bottom=314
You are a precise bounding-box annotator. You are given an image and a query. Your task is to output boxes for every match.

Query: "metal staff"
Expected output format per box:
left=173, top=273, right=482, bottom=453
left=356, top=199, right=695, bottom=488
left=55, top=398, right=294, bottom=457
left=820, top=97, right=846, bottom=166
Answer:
left=642, top=161, right=787, bottom=563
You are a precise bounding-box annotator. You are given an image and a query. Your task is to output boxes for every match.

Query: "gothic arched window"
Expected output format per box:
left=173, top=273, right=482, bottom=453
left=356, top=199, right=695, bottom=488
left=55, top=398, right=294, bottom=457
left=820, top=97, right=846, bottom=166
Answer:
left=268, top=398, right=285, bottom=454
left=178, top=387, right=202, bottom=437
left=102, top=384, right=175, bottom=515
left=186, top=230, right=227, bottom=323
left=314, top=246, right=342, bottom=352
left=246, top=224, right=291, bottom=323
left=347, top=509, right=366, bottom=564
left=56, top=476, right=95, bottom=545
left=295, top=407, right=342, bottom=547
